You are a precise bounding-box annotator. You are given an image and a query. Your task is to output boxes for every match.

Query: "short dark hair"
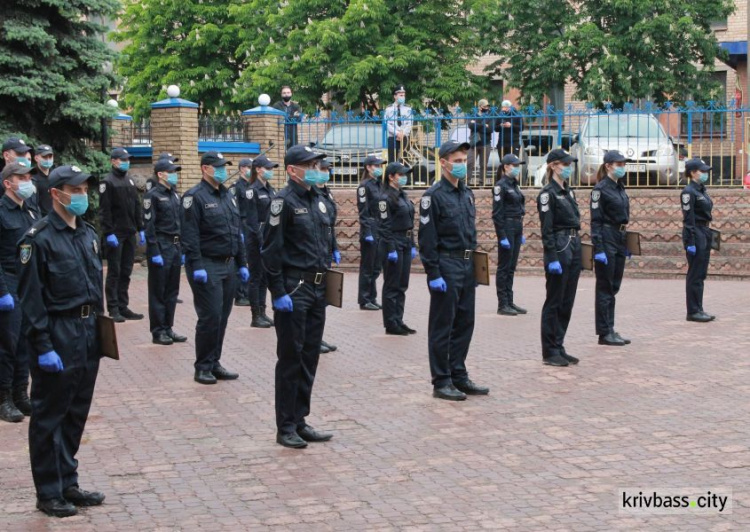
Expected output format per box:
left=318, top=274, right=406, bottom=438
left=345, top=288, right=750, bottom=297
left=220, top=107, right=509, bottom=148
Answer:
left=281, top=85, right=292, bottom=91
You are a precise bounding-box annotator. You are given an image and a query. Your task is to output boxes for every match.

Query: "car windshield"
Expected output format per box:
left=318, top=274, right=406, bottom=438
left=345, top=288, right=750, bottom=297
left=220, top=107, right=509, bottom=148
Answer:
left=319, top=125, right=383, bottom=149
left=583, top=115, right=666, bottom=140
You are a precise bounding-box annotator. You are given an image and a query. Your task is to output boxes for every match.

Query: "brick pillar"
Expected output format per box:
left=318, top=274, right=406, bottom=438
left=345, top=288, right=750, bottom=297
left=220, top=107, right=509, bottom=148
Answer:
left=150, top=90, right=200, bottom=193
left=110, top=113, right=133, bottom=148
left=242, top=97, right=286, bottom=170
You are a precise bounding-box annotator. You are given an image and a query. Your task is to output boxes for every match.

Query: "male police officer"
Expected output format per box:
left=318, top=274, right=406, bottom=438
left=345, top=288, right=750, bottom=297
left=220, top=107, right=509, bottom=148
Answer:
left=262, top=145, right=333, bottom=449
left=418, top=140, right=489, bottom=401
left=99, top=147, right=145, bottom=322
left=31, top=145, right=54, bottom=215
left=384, top=85, right=413, bottom=163
left=232, top=158, right=253, bottom=307
left=0, top=163, right=39, bottom=422
left=143, top=158, right=187, bottom=345
left=182, top=151, right=249, bottom=384
left=2, top=137, right=32, bottom=168
left=17, top=165, right=105, bottom=517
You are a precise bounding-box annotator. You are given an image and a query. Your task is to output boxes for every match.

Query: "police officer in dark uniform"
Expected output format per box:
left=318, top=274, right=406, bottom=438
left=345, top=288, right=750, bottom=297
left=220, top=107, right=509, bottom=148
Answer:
left=262, top=145, right=333, bottom=449
left=0, top=163, right=39, bottom=422
left=143, top=158, right=188, bottom=346
left=99, top=147, right=145, bottom=322
left=182, top=151, right=249, bottom=384
left=246, top=155, right=280, bottom=327
left=538, top=149, right=582, bottom=367
left=493, top=153, right=527, bottom=316
left=31, top=145, right=54, bottom=215
left=357, top=155, right=387, bottom=310
left=316, top=158, right=339, bottom=354
left=146, top=152, right=180, bottom=192
left=231, top=158, right=254, bottom=307
left=17, top=165, right=105, bottom=517
left=380, top=162, right=418, bottom=336
left=419, top=141, right=489, bottom=401
left=681, top=158, right=716, bottom=323
left=591, top=150, right=631, bottom=346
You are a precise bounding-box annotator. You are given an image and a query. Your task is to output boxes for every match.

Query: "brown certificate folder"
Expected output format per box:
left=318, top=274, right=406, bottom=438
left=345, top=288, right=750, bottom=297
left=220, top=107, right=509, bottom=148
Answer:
left=710, top=229, right=721, bottom=251
left=581, top=242, right=594, bottom=271
left=97, top=315, right=120, bottom=360
left=625, top=231, right=642, bottom=256
left=473, top=251, right=490, bottom=285
left=325, top=269, right=344, bottom=308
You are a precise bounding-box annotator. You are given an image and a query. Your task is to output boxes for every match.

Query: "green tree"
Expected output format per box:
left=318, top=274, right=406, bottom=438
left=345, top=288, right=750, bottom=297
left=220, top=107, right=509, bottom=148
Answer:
left=474, top=0, right=736, bottom=107
left=0, top=0, right=120, bottom=172
left=113, top=0, right=246, bottom=119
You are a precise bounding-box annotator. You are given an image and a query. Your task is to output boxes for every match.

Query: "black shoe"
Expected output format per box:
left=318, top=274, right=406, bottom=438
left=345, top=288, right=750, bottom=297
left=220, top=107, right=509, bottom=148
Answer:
left=12, top=385, right=31, bottom=416
left=703, top=312, right=716, bottom=321
left=109, top=311, right=125, bottom=323
left=251, top=312, right=272, bottom=328
left=276, top=432, right=308, bottom=448
left=62, top=486, right=105, bottom=507
left=543, top=354, right=569, bottom=367
left=36, top=498, right=77, bottom=517
left=400, top=324, right=417, bottom=335
left=686, top=312, right=713, bottom=323
left=385, top=326, right=409, bottom=336
left=167, top=329, right=188, bottom=343
left=211, top=365, right=239, bottom=380
left=194, top=370, right=217, bottom=385
left=614, top=332, right=631, bottom=345
left=120, top=307, right=144, bottom=320
left=320, top=340, right=337, bottom=352
left=297, top=425, right=333, bottom=442
left=359, top=302, right=379, bottom=311
left=260, top=307, right=274, bottom=326
left=510, top=303, right=528, bottom=315
left=598, top=332, right=626, bottom=346
left=373, top=303, right=382, bottom=309
left=432, top=385, right=467, bottom=401
left=497, top=305, right=518, bottom=316
left=235, top=298, right=251, bottom=307
left=561, top=352, right=580, bottom=365
left=453, top=379, right=490, bottom=395
left=152, top=333, right=173, bottom=346
left=176, top=298, right=183, bottom=304
left=0, top=390, right=24, bottom=423
left=319, top=343, right=331, bottom=354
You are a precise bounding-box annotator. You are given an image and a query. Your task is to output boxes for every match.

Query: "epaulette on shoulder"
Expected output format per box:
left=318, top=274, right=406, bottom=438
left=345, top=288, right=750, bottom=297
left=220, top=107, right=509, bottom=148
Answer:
left=25, top=218, right=49, bottom=238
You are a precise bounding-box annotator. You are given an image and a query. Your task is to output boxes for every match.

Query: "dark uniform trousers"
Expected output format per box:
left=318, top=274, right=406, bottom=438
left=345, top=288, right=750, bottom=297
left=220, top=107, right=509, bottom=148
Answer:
left=686, top=226, right=712, bottom=315
left=382, top=235, right=412, bottom=330
left=274, top=278, right=326, bottom=435
left=105, top=234, right=136, bottom=313
left=541, top=233, right=582, bottom=358
left=358, top=235, right=384, bottom=306
left=594, top=227, right=627, bottom=336
left=0, top=276, right=29, bottom=389
left=30, top=313, right=99, bottom=500
left=148, top=237, right=182, bottom=336
left=187, top=258, right=238, bottom=371
left=496, top=217, right=523, bottom=308
left=248, top=227, right=269, bottom=308
left=428, top=258, right=475, bottom=388
left=234, top=234, right=250, bottom=303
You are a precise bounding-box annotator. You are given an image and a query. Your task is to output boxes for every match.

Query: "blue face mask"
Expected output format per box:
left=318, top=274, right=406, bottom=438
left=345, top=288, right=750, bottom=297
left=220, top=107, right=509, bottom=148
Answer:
left=316, top=170, right=330, bottom=185
left=372, top=168, right=383, bottom=178
left=699, top=172, right=709, bottom=183
left=40, top=159, right=54, bottom=169
left=118, top=160, right=130, bottom=172
left=560, top=166, right=573, bottom=180
left=16, top=181, right=36, bottom=200
left=213, top=166, right=228, bottom=183
left=397, top=96, right=406, bottom=105
left=166, top=173, right=179, bottom=186
left=262, top=169, right=274, bottom=180
left=60, top=192, right=89, bottom=216
left=612, top=166, right=626, bottom=179
left=450, top=162, right=467, bottom=179
left=397, top=175, right=408, bottom=187
left=302, top=169, right=319, bottom=186
left=16, top=158, right=31, bottom=168
left=508, top=167, right=521, bottom=178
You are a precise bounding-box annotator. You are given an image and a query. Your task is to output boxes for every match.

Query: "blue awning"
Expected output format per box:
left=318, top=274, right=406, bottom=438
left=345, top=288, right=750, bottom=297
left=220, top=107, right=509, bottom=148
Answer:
left=720, top=41, right=747, bottom=56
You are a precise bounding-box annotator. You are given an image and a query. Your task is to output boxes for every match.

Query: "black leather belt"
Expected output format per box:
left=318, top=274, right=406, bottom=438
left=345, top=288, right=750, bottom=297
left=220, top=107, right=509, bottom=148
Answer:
left=506, top=216, right=524, bottom=220
left=285, top=268, right=327, bottom=284
left=396, top=230, right=414, bottom=238
left=555, top=228, right=579, bottom=236
left=438, top=249, right=474, bottom=260
left=51, top=304, right=95, bottom=319
left=696, top=220, right=710, bottom=227
left=604, top=223, right=628, bottom=231
left=158, top=234, right=180, bottom=244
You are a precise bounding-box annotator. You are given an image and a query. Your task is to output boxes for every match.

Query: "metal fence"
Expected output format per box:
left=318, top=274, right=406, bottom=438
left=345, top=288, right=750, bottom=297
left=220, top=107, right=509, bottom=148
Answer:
left=198, top=114, right=245, bottom=142
left=283, top=102, right=750, bottom=189
left=132, top=120, right=151, bottom=146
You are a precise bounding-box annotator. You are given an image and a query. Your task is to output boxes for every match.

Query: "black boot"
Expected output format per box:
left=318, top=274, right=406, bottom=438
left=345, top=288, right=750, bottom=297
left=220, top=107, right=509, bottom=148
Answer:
left=251, top=307, right=271, bottom=328
left=12, top=385, right=31, bottom=416
left=0, top=389, right=24, bottom=423
left=260, top=306, right=274, bottom=326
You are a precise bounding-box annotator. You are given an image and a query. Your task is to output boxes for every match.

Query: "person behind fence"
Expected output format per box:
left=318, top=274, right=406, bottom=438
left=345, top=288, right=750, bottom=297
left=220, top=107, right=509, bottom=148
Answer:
left=357, top=155, right=387, bottom=310
left=99, top=147, right=145, bottom=323
left=537, top=149, right=582, bottom=367
left=384, top=85, right=413, bottom=163
left=231, top=158, right=254, bottom=308
left=30, top=144, right=54, bottom=215
left=493, top=153, right=528, bottom=317
left=273, top=86, right=302, bottom=148
left=17, top=165, right=105, bottom=518
left=418, top=140, right=489, bottom=401
left=380, top=162, right=418, bottom=336
left=495, top=99, right=523, bottom=159
left=467, top=99, right=494, bottom=185
left=0, top=163, right=39, bottom=423
left=591, top=150, right=632, bottom=347
left=681, top=158, right=716, bottom=323
left=143, top=158, right=188, bottom=346
left=182, top=151, right=249, bottom=385
left=316, top=158, right=339, bottom=355
left=261, top=145, right=333, bottom=449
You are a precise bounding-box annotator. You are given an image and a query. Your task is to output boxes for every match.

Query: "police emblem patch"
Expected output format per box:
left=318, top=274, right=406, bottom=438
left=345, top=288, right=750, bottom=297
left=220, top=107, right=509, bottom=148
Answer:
left=541, top=205, right=549, bottom=212
left=270, top=198, right=283, bottom=215
left=183, top=196, right=193, bottom=209
left=71, top=165, right=81, bottom=173
left=246, top=189, right=253, bottom=200
left=143, top=198, right=151, bottom=210
left=99, top=183, right=106, bottom=194
left=358, top=187, right=366, bottom=197
left=591, top=190, right=601, bottom=202
left=540, top=192, right=550, bottom=205
left=146, top=181, right=153, bottom=190
left=379, top=200, right=387, bottom=212
left=420, top=215, right=430, bottom=225
left=20, top=244, right=31, bottom=264
left=229, top=187, right=235, bottom=196
left=591, top=202, right=599, bottom=210
left=319, top=201, right=327, bottom=214
left=494, top=185, right=501, bottom=195
left=421, top=196, right=431, bottom=210
left=144, top=213, right=152, bottom=220
left=269, top=215, right=280, bottom=226
left=682, top=193, right=690, bottom=204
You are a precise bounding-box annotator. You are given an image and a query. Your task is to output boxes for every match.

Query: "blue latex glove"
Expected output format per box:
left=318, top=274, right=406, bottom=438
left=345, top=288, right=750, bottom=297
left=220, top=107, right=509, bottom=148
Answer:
left=139, top=231, right=146, bottom=246
left=273, top=294, right=293, bottom=312
left=521, top=235, right=527, bottom=245
left=181, top=254, right=185, bottom=266
left=411, top=247, right=418, bottom=260
left=594, top=252, right=608, bottom=265
left=547, top=261, right=563, bottom=275
left=364, top=235, right=375, bottom=243
left=38, top=351, right=63, bottom=373
left=151, top=255, right=164, bottom=266
left=500, top=238, right=511, bottom=249
left=429, top=277, right=447, bottom=292
left=686, top=245, right=696, bottom=256
left=0, top=293, right=14, bottom=311
left=333, top=250, right=341, bottom=265
left=106, top=234, right=119, bottom=248
left=239, top=266, right=250, bottom=283
left=387, top=250, right=398, bottom=262
left=193, top=269, right=208, bottom=284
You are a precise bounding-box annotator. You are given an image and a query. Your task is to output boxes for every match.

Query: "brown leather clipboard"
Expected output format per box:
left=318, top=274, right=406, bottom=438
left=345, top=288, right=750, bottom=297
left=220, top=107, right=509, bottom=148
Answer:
left=625, top=231, right=642, bottom=256
left=710, top=229, right=721, bottom=251
left=473, top=251, right=490, bottom=285
left=581, top=242, right=594, bottom=271
left=325, top=269, right=344, bottom=308
left=97, top=315, right=120, bottom=360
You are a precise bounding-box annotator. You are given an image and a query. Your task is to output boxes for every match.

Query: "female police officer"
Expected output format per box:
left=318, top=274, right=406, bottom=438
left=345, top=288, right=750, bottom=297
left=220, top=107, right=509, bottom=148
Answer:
left=590, top=150, right=631, bottom=346
left=681, top=158, right=716, bottom=323
left=357, top=156, right=386, bottom=310
left=380, top=162, right=418, bottom=335
left=493, top=153, right=527, bottom=316
left=316, top=158, right=339, bottom=354
left=537, top=149, right=582, bottom=367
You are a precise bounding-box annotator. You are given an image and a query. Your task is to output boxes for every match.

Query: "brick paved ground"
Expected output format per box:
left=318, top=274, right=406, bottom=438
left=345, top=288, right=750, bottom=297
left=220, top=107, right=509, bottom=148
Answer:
left=1, top=267, right=749, bottom=531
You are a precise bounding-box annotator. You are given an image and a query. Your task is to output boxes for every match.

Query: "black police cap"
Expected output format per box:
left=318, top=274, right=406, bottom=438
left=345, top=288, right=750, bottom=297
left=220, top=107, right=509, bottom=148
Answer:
left=546, top=149, right=577, bottom=164
left=2, top=137, right=31, bottom=154
left=35, top=144, right=54, bottom=156
left=238, top=158, right=253, bottom=168
left=685, top=158, right=712, bottom=173
left=154, top=159, right=181, bottom=173
left=49, top=165, right=93, bottom=188
left=200, top=151, right=232, bottom=167
left=603, top=150, right=626, bottom=164
left=157, top=152, right=179, bottom=163
left=284, top=145, right=326, bottom=167
left=110, top=147, right=131, bottom=160
left=385, top=162, right=412, bottom=176
left=501, top=153, right=526, bottom=165
left=1, top=162, right=32, bottom=180
left=363, top=155, right=386, bottom=166
left=393, top=85, right=406, bottom=95
left=252, top=155, right=279, bottom=169
left=438, top=140, right=470, bottom=159
left=319, top=158, right=332, bottom=170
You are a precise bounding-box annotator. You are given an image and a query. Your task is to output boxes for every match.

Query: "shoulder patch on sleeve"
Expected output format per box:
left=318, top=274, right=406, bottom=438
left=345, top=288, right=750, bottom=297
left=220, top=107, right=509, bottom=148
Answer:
left=591, top=190, right=600, bottom=202
left=270, top=198, right=284, bottom=215
left=682, top=193, right=691, bottom=204
left=379, top=200, right=387, bottom=212
left=19, top=244, right=32, bottom=264
left=358, top=186, right=366, bottom=197
left=183, top=196, right=193, bottom=209
left=99, top=183, right=107, bottom=194
left=540, top=192, right=550, bottom=205
left=420, top=196, right=431, bottom=210
left=143, top=198, right=151, bottom=210
left=246, top=189, right=254, bottom=200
